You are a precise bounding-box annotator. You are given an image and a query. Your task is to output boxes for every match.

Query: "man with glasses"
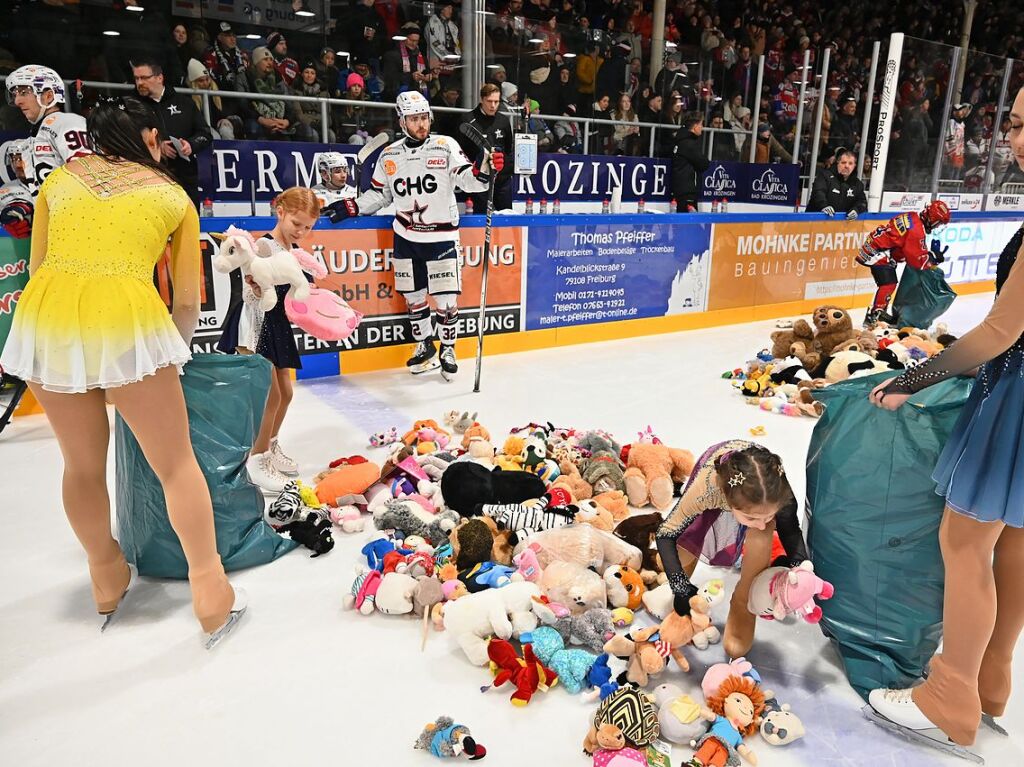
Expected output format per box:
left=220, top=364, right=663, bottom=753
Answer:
left=132, top=58, right=212, bottom=207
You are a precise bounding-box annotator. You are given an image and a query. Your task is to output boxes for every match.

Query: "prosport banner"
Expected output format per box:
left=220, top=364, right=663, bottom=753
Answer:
left=699, top=161, right=800, bottom=206
left=524, top=221, right=712, bottom=330
left=184, top=224, right=525, bottom=355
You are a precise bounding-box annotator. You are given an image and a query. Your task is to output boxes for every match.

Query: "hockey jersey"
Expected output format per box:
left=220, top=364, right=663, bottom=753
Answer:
left=859, top=211, right=931, bottom=270
left=24, top=110, right=90, bottom=195
left=356, top=134, right=490, bottom=243
left=0, top=178, right=32, bottom=212
left=312, top=183, right=358, bottom=207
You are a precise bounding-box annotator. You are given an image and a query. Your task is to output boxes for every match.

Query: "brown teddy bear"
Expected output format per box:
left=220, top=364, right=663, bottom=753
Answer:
left=770, top=320, right=818, bottom=368
left=809, top=305, right=861, bottom=357
left=552, top=458, right=593, bottom=500
left=614, top=513, right=664, bottom=585
left=593, top=490, right=629, bottom=523
left=623, top=443, right=696, bottom=511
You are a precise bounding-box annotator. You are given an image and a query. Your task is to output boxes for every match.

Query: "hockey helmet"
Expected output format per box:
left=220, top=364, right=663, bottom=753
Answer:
left=3, top=139, right=28, bottom=175
left=317, top=151, right=350, bottom=183
left=921, top=199, right=951, bottom=231
left=6, top=65, right=67, bottom=123
left=395, top=91, right=432, bottom=137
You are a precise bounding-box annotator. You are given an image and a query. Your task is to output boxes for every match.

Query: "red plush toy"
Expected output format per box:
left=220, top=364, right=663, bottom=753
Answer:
left=481, top=638, right=559, bottom=706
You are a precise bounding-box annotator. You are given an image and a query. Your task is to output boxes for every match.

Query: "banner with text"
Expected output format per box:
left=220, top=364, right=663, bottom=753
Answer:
left=513, top=154, right=671, bottom=202
left=525, top=222, right=712, bottom=330
left=700, top=161, right=801, bottom=207
left=0, top=237, right=30, bottom=354
left=171, top=1, right=331, bottom=32
left=189, top=224, right=524, bottom=355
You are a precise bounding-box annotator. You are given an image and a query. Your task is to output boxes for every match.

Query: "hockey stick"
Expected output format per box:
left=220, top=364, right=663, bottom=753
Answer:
left=459, top=123, right=498, bottom=393
left=352, top=131, right=391, bottom=187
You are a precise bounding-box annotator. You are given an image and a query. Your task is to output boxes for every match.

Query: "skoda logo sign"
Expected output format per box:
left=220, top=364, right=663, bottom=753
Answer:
left=704, top=164, right=737, bottom=194
left=751, top=169, right=788, bottom=199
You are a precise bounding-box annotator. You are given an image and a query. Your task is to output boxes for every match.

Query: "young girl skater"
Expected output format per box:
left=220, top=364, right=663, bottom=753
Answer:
left=217, top=187, right=319, bottom=494
left=866, top=89, right=1024, bottom=752
left=656, top=440, right=809, bottom=658
left=0, top=97, right=245, bottom=646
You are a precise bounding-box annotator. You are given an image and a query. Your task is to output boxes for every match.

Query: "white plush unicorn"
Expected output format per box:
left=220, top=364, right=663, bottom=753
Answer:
left=211, top=225, right=327, bottom=311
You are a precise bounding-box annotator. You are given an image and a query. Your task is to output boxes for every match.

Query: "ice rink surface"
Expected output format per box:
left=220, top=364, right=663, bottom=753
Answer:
left=1, top=292, right=1020, bottom=767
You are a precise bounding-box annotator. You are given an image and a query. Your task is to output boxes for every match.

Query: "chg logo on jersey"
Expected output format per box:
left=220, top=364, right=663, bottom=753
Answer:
left=703, top=164, right=738, bottom=197
left=394, top=174, right=438, bottom=197
left=750, top=169, right=789, bottom=202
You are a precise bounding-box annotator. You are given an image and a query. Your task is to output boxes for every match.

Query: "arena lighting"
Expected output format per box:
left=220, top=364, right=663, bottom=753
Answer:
left=485, top=64, right=501, bottom=68
left=392, top=35, right=407, bottom=41
left=245, top=34, right=261, bottom=39
left=103, top=30, right=120, bottom=36
left=563, top=52, right=577, bottom=58
left=528, top=38, right=544, bottom=44
left=125, top=4, right=144, bottom=11
left=294, top=2, right=316, bottom=17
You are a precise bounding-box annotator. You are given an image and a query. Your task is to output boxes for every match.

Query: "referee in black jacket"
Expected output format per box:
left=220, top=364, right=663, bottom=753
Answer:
left=459, top=83, right=515, bottom=212
left=132, top=57, right=213, bottom=208
left=807, top=147, right=868, bottom=219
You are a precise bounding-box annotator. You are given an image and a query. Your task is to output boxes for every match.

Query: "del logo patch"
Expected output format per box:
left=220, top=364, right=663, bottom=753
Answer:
left=426, top=157, right=445, bottom=168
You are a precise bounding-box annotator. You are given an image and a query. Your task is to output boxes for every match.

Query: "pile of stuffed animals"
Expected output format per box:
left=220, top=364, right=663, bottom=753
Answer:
left=723, top=304, right=957, bottom=419
left=261, top=411, right=834, bottom=764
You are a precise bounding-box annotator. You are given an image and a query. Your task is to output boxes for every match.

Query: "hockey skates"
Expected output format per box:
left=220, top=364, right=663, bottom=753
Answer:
left=203, top=587, right=248, bottom=650
left=439, top=345, right=458, bottom=381
left=407, top=339, right=440, bottom=374
left=863, top=694, right=984, bottom=764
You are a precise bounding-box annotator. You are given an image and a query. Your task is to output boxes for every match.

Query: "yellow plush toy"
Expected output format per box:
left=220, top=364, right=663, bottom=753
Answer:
left=741, top=365, right=774, bottom=397
left=494, top=435, right=527, bottom=471
left=295, top=480, right=324, bottom=509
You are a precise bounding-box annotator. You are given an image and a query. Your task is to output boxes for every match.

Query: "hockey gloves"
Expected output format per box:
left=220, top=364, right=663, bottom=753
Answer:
left=323, top=198, right=359, bottom=224
left=1, top=201, right=33, bottom=239
left=846, top=209, right=859, bottom=220
left=821, top=206, right=836, bottom=217
left=930, top=238, right=949, bottom=264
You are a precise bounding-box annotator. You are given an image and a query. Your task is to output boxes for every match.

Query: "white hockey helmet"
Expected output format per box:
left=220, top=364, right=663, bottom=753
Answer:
left=395, top=90, right=432, bottom=137
left=317, top=151, right=349, bottom=182
left=6, top=65, right=67, bottom=123
left=3, top=139, right=28, bottom=173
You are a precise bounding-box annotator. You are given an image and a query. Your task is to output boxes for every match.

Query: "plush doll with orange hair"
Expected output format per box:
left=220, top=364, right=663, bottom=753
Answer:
left=684, top=675, right=765, bottom=767
left=623, top=442, right=696, bottom=510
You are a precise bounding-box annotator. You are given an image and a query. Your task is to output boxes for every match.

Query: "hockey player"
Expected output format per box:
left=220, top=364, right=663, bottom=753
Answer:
left=5, top=65, right=90, bottom=195
left=856, top=200, right=952, bottom=328
left=323, top=90, right=504, bottom=381
left=312, top=152, right=358, bottom=207
left=0, top=140, right=33, bottom=239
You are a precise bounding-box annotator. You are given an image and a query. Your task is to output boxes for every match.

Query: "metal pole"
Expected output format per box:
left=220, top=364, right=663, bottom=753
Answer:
left=201, top=91, right=212, bottom=127
left=982, top=58, right=1014, bottom=203
left=807, top=46, right=831, bottom=192
left=707, top=129, right=715, bottom=160
left=748, top=54, right=765, bottom=163
left=792, top=48, right=811, bottom=163
left=649, top=126, right=657, bottom=156
left=953, top=0, right=979, bottom=102
left=931, top=46, right=962, bottom=199
left=320, top=99, right=330, bottom=142
left=462, top=0, right=475, bottom=110
left=583, top=120, right=590, bottom=154
left=858, top=41, right=881, bottom=177
left=650, top=0, right=666, bottom=88
left=868, top=33, right=905, bottom=211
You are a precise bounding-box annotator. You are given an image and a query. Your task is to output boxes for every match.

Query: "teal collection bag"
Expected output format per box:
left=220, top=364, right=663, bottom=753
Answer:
left=892, top=266, right=956, bottom=329
left=115, top=353, right=296, bottom=578
left=806, top=372, right=973, bottom=699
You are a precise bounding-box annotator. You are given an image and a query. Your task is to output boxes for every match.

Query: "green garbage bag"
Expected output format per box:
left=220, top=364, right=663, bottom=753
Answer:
left=0, top=237, right=31, bottom=353
left=892, top=265, right=956, bottom=329
left=806, top=372, right=973, bottom=700
left=115, top=353, right=296, bottom=578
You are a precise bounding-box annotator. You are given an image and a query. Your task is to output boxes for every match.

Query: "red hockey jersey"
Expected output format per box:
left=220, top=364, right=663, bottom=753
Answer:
left=858, top=211, right=931, bottom=269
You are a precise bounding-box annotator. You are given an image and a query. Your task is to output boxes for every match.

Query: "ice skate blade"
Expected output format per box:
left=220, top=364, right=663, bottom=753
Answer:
left=204, top=605, right=247, bottom=650
left=862, top=705, right=984, bottom=764
left=99, top=589, right=129, bottom=633
left=409, top=359, right=441, bottom=375
left=440, top=368, right=457, bottom=382
left=981, top=714, right=1008, bottom=737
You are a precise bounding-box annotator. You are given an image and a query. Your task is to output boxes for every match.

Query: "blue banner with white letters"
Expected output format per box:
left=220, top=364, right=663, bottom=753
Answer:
left=525, top=219, right=712, bottom=330
left=513, top=154, right=671, bottom=202
left=699, top=160, right=800, bottom=206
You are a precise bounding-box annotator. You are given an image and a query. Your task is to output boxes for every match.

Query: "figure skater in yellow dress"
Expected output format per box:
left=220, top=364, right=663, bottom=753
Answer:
left=0, top=97, right=245, bottom=647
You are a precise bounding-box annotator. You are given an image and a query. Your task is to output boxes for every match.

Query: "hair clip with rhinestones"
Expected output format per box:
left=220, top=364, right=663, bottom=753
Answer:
left=728, top=471, right=746, bottom=488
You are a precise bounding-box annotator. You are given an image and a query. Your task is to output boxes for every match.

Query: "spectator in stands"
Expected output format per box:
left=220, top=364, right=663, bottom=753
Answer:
left=807, top=147, right=867, bottom=218
left=375, top=0, right=406, bottom=40
left=709, top=114, right=739, bottom=162
left=892, top=98, right=932, bottom=188
left=592, top=93, right=614, bottom=153
left=501, top=81, right=520, bottom=113
left=992, top=113, right=1015, bottom=178
left=965, top=126, right=988, bottom=173
left=944, top=102, right=971, bottom=181
left=701, top=15, right=723, bottom=55
left=828, top=96, right=860, bottom=156
left=772, top=69, right=801, bottom=135
left=187, top=58, right=242, bottom=140
left=657, top=94, right=684, bottom=157
left=349, top=0, right=386, bottom=63
left=336, top=73, right=380, bottom=144
left=525, top=99, right=556, bottom=151
left=316, top=48, right=342, bottom=98
left=266, top=32, right=299, bottom=88
left=741, top=122, right=794, bottom=163
left=169, top=24, right=190, bottom=86
left=610, top=92, right=640, bottom=155
left=426, top=2, right=462, bottom=71
left=671, top=112, right=709, bottom=212
left=596, top=41, right=631, bottom=105
left=351, top=56, right=385, bottom=101
left=655, top=54, right=687, bottom=103
left=292, top=61, right=333, bottom=142
left=382, top=23, right=435, bottom=100
left=627, top=57, right=642, bottom=100
left=730, top=45, right=755, bottom=104
left=554, top=103, right=583, bottom=153
left=131, top=58, right=211, bottom=207
left=204, top=22, right=250, bottom=94
left=186, top=25, right=211, bottom=65
left=576, top=44, right=602, bottom=115
left=245, top=46, right=300, bottom=141
left=526, top=47, right=562, bottom=115
left=431, top=80, right=463, bottom=138
left=460, top=83, right=515, bottom=211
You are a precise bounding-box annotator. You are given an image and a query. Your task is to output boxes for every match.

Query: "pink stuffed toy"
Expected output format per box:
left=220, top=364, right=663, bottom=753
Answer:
left=701, top=657, right=758, bottom=699
left=746, top=561, right=835, bottom=624
left=286, top=287, right=363, bottom=341
left=513, top=542, right=543, bottom=582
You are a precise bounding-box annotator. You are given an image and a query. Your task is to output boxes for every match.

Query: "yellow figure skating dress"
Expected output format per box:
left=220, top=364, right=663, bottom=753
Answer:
left=0, top=159, right=197, bottom=393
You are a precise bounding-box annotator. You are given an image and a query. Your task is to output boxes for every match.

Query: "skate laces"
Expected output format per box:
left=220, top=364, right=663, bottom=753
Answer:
left=261, top=452, right=289, bottom=481
left=272, top=440, right=295, bottom=465
left=441, top=346, right=456, bottom=362
left=881, top=688, right=916, bottom=704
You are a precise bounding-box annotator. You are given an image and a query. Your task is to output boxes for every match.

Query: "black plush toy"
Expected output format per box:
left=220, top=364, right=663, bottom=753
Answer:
left=441, top=462, right=547, bottom=516
left=279, top=511, right=335, bottom=557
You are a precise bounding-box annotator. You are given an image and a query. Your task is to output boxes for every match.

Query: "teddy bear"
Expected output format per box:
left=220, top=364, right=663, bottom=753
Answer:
left=461, top=421, right=491, bottom=450
left=593, top=491, right=629, bottom=522
left=441, top=581, right=544, bottom=665
left=747, top=560, right=835, bottom=623
left=581, top=448, right=627, bottom=495
left=614, top=513, right=664, bottom=585
left=494, top=435, right=527, bottom=471
left=576, top=498, right=616, bottom=531
left=770, top=319, right=818, bottom=368
left=440, top=461, right=547, bottom=516
left=540, top=560, right=608, bottom=615
left=603, top=565, right=646, bottom=611
left=622, top=442, right=695, bottom=510
left=551, top=459, right=593, bottom=500
left=522, top=524, right=644, bottom=572
left=809, top=305, right=862, bottom=357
